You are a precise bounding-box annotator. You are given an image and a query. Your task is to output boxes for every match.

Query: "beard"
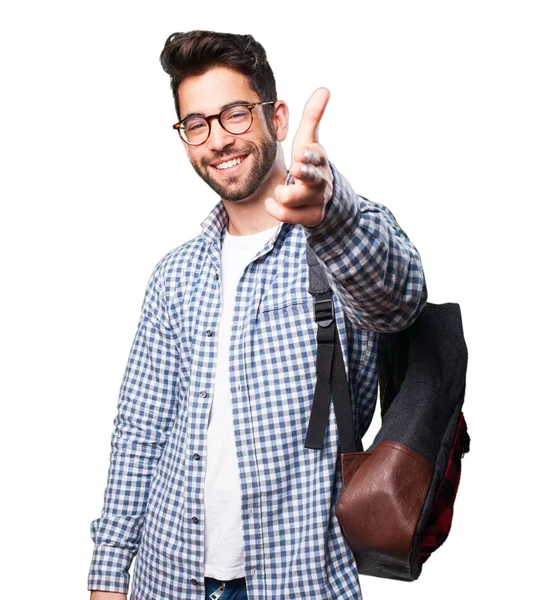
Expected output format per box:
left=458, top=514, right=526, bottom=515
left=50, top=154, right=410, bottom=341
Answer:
left=191, top=134, right=278, bottom=202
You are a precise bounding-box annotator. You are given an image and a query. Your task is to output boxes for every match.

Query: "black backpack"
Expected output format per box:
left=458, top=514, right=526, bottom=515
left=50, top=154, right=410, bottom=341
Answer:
left=303, top=240, right=470, bottom=582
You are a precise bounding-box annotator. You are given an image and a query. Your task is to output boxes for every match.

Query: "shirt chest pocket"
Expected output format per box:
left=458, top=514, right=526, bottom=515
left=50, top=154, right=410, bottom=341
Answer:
left=258, top=293, right=313, bottom=318
left=252, top=292, right=318, bottom=397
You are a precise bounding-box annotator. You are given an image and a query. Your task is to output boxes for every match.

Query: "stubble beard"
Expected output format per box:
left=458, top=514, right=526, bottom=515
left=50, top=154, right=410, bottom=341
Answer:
left=191, top=134, right=278, bottom=202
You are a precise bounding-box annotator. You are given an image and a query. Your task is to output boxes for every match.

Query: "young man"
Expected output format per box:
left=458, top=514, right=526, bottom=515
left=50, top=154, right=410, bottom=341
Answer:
left=88, top=30, right=428, bottom=600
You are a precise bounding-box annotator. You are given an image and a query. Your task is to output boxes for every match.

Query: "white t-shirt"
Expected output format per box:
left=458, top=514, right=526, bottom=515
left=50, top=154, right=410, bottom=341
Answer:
left=204, top=221, right=281, bottom=580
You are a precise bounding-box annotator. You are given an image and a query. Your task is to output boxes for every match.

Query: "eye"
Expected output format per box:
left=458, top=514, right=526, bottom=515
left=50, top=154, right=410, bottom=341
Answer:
left=183, top=118, right=207, bottom=133
left=224, top=106, right=250, bottom=122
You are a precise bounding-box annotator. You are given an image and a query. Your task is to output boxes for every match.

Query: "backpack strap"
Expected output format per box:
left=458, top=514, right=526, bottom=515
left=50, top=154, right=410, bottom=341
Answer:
left=304, top=243, right=361, bottom=453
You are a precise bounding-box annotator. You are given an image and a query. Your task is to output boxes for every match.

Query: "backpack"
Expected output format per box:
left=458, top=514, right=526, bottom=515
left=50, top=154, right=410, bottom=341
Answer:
left=303, top=239, right=470, bottom=582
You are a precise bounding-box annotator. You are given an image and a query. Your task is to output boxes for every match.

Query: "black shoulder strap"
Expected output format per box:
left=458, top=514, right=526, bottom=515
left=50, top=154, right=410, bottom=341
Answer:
left=304, top=243, right=361, bottom=453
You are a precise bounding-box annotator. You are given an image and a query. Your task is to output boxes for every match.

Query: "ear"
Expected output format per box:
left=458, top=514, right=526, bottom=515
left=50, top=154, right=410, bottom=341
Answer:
left=272, top=100, right=289, bottom=142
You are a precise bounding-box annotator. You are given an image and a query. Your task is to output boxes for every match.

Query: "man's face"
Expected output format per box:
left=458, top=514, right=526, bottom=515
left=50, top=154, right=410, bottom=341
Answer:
left=177, top=67, right=279, bottom=202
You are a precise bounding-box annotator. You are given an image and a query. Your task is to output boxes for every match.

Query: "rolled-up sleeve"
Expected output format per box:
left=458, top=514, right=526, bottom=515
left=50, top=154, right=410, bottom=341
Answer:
left=301, top=160, right=428, bottom=333
left=87, top=258, right=180, bottom=593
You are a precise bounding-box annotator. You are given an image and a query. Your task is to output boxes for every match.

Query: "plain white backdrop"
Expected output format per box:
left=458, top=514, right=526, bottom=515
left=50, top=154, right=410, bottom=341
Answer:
left=1, top=1, right=556, bottom=598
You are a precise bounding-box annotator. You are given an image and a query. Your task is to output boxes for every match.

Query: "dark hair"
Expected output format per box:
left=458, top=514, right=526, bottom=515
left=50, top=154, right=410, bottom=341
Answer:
left=160, top=30, right=278, bottom=135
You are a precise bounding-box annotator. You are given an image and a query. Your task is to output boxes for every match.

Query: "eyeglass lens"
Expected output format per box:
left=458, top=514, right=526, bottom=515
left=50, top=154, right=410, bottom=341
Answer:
left=181, top=105, right=252, bottom=144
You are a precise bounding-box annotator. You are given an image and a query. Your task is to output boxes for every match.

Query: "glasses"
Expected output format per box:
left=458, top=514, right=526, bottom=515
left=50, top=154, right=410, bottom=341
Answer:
left=173, top=101, right=276, bottom=146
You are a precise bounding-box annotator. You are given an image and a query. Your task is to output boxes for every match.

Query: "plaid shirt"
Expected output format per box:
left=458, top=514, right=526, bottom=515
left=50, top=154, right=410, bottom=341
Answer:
left=88, top=160, right=428, bottom=599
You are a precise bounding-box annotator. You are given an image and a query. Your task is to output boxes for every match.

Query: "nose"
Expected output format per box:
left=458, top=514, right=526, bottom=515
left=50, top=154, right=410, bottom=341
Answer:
left=206, top=116, right=236, bottom=152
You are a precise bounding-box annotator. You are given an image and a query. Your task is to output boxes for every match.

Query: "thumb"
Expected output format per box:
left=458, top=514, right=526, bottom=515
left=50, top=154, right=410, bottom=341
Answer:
left=292, top=87, right=331, bottom=149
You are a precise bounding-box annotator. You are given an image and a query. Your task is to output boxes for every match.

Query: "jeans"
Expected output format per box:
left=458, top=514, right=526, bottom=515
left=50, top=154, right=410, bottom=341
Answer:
left=204, top=576, right=247, bottom=600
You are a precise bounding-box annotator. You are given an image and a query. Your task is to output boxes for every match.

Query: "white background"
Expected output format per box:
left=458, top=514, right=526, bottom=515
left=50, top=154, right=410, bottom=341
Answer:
left=1, top=1, right=556, bottom=598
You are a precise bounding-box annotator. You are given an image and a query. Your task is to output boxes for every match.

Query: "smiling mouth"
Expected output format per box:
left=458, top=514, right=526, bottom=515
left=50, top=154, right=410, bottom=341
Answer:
left=210, top=154, right=249, bottom=174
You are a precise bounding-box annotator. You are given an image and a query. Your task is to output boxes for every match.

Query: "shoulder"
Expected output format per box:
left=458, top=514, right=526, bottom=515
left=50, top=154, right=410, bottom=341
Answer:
left=150, top=234, right=205, bottom=300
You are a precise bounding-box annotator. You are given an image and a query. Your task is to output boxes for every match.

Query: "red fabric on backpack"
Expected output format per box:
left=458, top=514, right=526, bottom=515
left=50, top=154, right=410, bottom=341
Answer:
left=419, top=412, right=470, bottom=564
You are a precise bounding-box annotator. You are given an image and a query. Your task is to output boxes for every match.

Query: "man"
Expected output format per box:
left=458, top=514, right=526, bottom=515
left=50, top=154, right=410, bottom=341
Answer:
left=88, top=30, right=428, bottom=600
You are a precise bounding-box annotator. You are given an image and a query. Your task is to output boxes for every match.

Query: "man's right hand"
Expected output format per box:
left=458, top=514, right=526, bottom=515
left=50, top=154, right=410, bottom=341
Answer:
left=90, top=592, right=127, bottom=600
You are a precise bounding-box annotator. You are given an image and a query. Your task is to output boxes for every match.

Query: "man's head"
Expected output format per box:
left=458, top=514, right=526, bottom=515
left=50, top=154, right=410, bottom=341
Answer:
left=160, top=30, right=288, bottom=202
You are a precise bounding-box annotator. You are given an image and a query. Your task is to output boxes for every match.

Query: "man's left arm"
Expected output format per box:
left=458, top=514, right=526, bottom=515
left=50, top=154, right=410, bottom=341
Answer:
left=299, top=159, right=427, bottom=333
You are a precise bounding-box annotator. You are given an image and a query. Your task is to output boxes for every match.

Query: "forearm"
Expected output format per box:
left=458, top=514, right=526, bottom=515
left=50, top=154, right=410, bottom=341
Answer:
left=90, top=591, right=127, bottom=600
left=303, top=160, right=427, bottom=333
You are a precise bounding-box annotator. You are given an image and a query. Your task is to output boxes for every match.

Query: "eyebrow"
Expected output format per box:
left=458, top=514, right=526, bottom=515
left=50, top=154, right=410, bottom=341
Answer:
left=182, top=100, right=252, bottom=121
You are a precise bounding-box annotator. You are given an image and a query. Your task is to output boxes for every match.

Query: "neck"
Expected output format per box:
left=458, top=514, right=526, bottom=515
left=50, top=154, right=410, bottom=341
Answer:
left=223, top=160, right=288, bottom=237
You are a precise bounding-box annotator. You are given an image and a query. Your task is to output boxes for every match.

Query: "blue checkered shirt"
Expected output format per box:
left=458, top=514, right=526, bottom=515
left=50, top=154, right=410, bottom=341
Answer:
left=88, top=160, right=428, bottom=599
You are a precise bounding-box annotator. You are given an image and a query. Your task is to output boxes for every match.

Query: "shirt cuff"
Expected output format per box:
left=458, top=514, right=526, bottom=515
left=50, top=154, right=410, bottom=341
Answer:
left=87, top=544, right=134, bottom=594
left=301, top=160, right=361, bottom=245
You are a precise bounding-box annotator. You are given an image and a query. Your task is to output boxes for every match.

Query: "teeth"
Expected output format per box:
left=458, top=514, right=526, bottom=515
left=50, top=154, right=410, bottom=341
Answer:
left=215, top=156, right=246, bottom=170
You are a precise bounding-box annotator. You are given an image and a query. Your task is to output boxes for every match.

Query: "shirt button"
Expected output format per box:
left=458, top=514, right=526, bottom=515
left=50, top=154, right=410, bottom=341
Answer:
left=214, top=272, right=219, bottom=280
left=191, top=516, right=199, bottom=523
left=200, top=390, right=207, bottom=398
left=206, top=329, right=213, bottom=336
left=193, top=453, right=200, bottom=460
left=191, top=577, right=199, bottom=584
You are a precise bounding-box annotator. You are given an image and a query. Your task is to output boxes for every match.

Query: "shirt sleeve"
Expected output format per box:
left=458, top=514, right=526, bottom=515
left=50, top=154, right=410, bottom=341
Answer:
left=87, top=258, right=181, bottom=593
left=299, top=160, right=428, bottom=333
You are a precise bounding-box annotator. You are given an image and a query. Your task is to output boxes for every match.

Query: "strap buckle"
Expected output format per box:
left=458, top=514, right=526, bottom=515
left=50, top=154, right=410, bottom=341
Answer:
left=314, top=298, right=334, bottom=327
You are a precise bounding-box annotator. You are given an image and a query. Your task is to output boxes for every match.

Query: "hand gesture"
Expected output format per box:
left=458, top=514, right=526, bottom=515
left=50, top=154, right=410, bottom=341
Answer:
left=265, top=87, right=334, bottom=228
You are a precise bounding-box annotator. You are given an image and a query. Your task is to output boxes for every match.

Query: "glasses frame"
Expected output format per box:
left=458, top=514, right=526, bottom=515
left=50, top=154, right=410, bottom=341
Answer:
left=172, top=101, right=276, bottom=146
